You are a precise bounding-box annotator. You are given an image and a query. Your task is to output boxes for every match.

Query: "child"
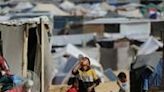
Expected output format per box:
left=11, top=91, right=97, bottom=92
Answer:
left=72, top=57, right=101, bottom=92
left=117, top=72, right=129, bottom=92
left=67, top=77, right=79, bottom=92
left=0, top=55, right=14, bottom=91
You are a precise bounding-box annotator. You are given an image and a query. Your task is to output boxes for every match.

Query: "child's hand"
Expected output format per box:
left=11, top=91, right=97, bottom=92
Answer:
left=77, top=62, right=82, bottom=69
left=117, top=80, right=121, bottom=87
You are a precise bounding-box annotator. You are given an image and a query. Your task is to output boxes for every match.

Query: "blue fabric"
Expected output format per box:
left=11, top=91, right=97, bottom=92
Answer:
left=149, top=13, right=157, bottom=19
left=143, top=79, right=149, bottom=90
left=104, top=68, right=118, bottom=81
left=11, top=75, right=23, bottom=86
left=148, top=59, right=163, bottom=87
left=142, top=69, right=151, bottom=91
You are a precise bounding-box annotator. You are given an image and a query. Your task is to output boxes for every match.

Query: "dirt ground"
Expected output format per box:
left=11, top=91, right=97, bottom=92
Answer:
left=49, top=70, right=129, bottom=92
left=50, top=82, right=119, bottom=92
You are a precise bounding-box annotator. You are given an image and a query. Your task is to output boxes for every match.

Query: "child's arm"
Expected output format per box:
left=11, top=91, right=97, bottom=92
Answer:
left=92, top=69, right=101, bottom=85
left=72, top=63, right=81, bottom=75
left=117, top=81, right=129, bottom=92
left=117, top=80, right=122, bottom=88
left=88, top=83, right=97, bottom=92
left=88, top=78, right=101, bottom=92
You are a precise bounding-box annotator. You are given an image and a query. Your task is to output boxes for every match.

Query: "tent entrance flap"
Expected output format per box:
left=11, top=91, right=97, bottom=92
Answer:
left=27, top=27, right=37, bottom=71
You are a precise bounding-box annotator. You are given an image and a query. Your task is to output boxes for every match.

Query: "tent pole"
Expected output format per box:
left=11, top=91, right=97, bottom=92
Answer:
left=40, top=18, right=45, bottom=92
left=22, top=24, right=29, bottom=77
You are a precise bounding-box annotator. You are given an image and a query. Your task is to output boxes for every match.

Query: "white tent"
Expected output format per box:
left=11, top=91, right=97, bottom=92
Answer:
left=0, top=16, right=53, bottom=92
left=33, top=3, right=70, bottom=16
left=12, top=2, right=34, bottom=12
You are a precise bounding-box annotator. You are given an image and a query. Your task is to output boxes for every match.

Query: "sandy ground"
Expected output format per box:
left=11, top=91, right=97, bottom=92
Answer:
left=50, top=82, right=119, bottom=92
left=49, top=70, right=129, bottom=92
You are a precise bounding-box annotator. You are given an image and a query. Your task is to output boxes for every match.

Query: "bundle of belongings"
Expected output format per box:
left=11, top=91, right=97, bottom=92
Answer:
left=0, top=55, right=33, bottom=92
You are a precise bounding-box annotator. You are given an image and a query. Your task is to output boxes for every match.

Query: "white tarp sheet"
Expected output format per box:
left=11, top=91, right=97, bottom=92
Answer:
left=53, top=44, right=104, bottom=78
left=102, top=33, right=150, bottom=42
left=118, top=9, right=143, bottom=18
left=60, top=0, right=76, bottom=12
left=84, top=18, right=164, bottom=25
left=51, top=33, right=96, bottom=46
left=33, top=3, right=70, bottom=16
left=13, top=2, right=33, bottom=12
left=0, top=16, right=49, bottom=25
left=120, top=22, right=151, bottom=36
left=137, top=36, right=163, bottom=55
left=1, top=26, right=24, bottom=76
left=43, top=30, right=56, bottom=92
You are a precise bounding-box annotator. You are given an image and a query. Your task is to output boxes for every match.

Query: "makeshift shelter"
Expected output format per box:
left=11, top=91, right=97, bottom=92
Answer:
left=51, top=33, right=96, bottom=47
left=0, top=16, right=53, bottom=92
left=12, top=2, right=34, bottom=12
left=53, top=16, right=83, bottom=35
left=130, top=52, right=163, bottom=92
left=33, top=3, right=70, bottom=16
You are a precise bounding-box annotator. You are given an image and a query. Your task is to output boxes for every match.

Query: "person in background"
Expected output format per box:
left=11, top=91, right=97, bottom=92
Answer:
left=72, top=57, right=101, bottom=92
left=0, top=55, right=13, bottom=91
left=117, top=72, right=129, bottom=92
left=0, top=55, right=11, bottom=76
left=0, top=54, right=33, bottom=92
left=67, top=77, right=79, bottom=92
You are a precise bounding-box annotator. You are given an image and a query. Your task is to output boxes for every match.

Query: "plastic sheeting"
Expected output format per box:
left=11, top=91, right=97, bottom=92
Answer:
left=0, top=17, right=53, bottom=92
left=137, top=36, right=163, bottom=55
left=148, top=59, right=163, bottom=87
left=104, top=68, right=118, bottom=81
left=33, top=3, right=70, bottom=16
left=51, top=33, right=96, bottom=46
left=43, top=30, right=55, bottom=92
left=0, top=16, right=49, bottom=25
left=56, top=48, right=101, bottom=83
left=60, top=0, right=76, bottom=12
left=1, top=26, right=25, bottom=76
left=118, top=9, right=143, bottom=18
left=52, top=56, right=78, bottom=85
left=52, top=44, right=104, bottom=79
left=13, top=2, right=33, bottom=12
left=85, top=3, right=107, bottom=17
left=133, top=52, right=162, bottom=71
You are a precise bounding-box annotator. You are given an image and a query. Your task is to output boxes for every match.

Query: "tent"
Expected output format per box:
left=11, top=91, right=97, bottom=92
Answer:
left=0, top=16, right=53, bottom=92
left=51, top=33, right=96, bottom=47
left=33, top=3, right=70, bottom=16
left=130, top=52, right=163, bottom=92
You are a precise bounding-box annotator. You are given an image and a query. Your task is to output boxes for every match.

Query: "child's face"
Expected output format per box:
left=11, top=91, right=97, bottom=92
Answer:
left=120, top=77, right=127, bottom=83
left=81, top=59, right=90, bottom=71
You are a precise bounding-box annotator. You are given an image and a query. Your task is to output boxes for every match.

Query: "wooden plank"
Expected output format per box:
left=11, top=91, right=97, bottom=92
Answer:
left=83, top=24, right=104, bottom=36
left=40, top=18, right=45, bottom=92
left=22, top=24, right=29, bottom=77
